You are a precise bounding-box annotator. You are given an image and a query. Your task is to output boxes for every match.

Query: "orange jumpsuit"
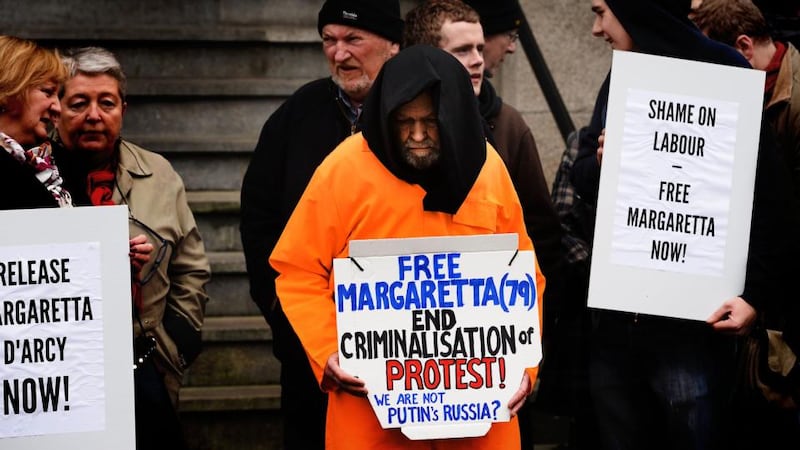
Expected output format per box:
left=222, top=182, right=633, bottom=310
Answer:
left=270, top=133, right=545, bottom=450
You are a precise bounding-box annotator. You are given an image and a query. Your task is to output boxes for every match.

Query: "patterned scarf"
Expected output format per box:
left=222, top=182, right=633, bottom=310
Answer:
left=0, top=132, right=73, bottom=207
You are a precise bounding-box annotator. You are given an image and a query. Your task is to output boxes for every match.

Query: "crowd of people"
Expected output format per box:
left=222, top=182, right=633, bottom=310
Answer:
left=0, top=36, right=209, bottom=450
left=2, top=0, right=799, bottom=449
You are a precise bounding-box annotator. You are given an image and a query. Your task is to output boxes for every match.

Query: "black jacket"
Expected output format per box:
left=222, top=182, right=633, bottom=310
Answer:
left=478, top=79, right=565, bottom=280
left=240, top=77, right=353, bottom=327
left=0, top=149, right=58, bottom=210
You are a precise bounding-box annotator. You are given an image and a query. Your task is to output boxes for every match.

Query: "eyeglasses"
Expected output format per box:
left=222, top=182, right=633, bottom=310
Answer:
left=507, top=31, right=519, bottom=43
left=129, top=215, right=173, bottom=285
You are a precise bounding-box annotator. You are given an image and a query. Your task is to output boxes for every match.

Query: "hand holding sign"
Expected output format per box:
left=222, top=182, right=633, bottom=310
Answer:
left=506, top=372, right=531, bottom=417
left=706, top=296, right=756, bottom=335
left=324, top=352, right=367, bottom=397
left=597, top=128, right=605, bottom=166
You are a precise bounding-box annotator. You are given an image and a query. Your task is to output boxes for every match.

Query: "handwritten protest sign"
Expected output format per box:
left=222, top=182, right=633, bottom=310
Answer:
left=588, top=51, right=766, bottom=320
left=335, top=234, right=542, bottom=440
left=0, top=206, right=134, bottom=450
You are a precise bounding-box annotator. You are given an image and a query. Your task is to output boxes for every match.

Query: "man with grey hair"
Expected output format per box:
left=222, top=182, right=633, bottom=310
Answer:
left=240, top=1, right=403, bottom=448
left=51, top=46, right=211, bottom=450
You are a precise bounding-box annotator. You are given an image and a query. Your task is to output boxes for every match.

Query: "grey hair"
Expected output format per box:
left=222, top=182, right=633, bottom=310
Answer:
left=60, top=47, right=127, bottom=100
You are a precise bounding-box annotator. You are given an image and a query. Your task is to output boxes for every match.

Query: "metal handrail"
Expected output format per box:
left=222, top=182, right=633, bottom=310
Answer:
left=518, top=13, right=576, bottom=145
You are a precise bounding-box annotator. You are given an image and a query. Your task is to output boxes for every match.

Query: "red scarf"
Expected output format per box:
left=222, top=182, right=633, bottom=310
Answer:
left=87, top=167, right=144, bottom=311
left=765, top=41, right=786, bottom=97
left=86, top=168, right=115, bottom=206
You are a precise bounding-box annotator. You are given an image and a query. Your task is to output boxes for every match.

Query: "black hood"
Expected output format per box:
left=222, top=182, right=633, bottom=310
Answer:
left=360, top=44, right=486, bottom=214
left=606, top=0, right=749, bottom=67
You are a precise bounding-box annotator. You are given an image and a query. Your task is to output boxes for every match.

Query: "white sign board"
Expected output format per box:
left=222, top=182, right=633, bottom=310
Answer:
left=0, top=206, right=134, bottom=450
left=336, top=234, right=542, bottom=440
left=588, top=51, right=766, bottom=320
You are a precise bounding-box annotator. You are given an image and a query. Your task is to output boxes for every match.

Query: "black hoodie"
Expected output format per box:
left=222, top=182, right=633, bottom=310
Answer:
left=360, top=45, right=486, bottom=214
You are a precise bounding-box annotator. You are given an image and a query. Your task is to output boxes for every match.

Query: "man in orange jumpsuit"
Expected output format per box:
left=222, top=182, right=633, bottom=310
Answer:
left=270, top=45, right=545, bottom=450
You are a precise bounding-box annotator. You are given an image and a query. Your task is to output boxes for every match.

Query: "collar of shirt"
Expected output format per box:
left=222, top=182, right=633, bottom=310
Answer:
left=337, top=87, right=362, bottom=125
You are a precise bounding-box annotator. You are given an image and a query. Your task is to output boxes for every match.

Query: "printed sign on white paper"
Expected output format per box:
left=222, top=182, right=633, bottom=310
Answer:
left=0, top=206, right=134, bottom=450
left=611, top=88, right=738, bottom=276
left=0, top=242, right=105, bottom=438
left=335, top=235, right=542, bottom=440
left=588, top=51, right=765, bottom=321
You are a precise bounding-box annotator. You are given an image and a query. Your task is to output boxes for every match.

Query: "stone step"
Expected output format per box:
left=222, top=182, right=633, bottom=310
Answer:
left=187, top=315, right=277, bottom=387
left=205, top=270, right=257, bottom=316
left=125, top=139, right=253, bottom=192
left=196, top=213, right=243, bottom=255
left=207, top=250, right=246, bottom=274
left=170, top=151, right=249, bottom=192
left=128, top=77, right=312, bottom=98
left=190, top=191, right=242, bottom=253
left=179, top=385, right=282, bottom=450
left=122, top=98, right=275, bottom=145
left=7, top=0, right=321, bottom=40
left=126, top=136, right=255, bottom=154
left=119, top=43, right=325, bottom=84
left=180, top=384, right=280, bottom=413
left=188, top=190, right=241, bottom=213
left=204, top=251, right=258, bottom=317
left=8, top=0, right=418, bottom=42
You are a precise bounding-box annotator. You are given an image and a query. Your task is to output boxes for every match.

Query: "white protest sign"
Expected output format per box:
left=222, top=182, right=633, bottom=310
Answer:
left=335, top=234, right=542, bottom=440
left=0, top=206, right=134, bottom=450
left=588, top=50, right=765, bottom=320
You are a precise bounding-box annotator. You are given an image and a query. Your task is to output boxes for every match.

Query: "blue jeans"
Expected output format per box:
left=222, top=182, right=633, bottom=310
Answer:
left=588, top=310, right=736, bottom=450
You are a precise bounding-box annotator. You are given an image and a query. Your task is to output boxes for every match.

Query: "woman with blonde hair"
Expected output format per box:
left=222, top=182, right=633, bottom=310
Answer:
left=0, top=35, right=71, bottom=209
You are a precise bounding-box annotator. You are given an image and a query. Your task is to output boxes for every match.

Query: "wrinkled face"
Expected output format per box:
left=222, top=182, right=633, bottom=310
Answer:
left=591, top=0, right=634, bottom=51
left=439, top=19, right=485, bottom=96
left=322, top=24, right=399, bottom=103
left=3, top=80, right=61, bottom=146
left=392, top=91, right=440, bottom=170
left=482, top=30, right=518, bottom=76
left=58, top=73, right=126, bottom=154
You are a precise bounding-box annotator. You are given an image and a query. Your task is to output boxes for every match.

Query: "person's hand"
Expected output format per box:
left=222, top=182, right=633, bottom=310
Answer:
left=507, top=372, right=531, bottom=417
left=596, top=128, right=606, bottom=166
left=129, top=234, right=154, bottom=273
left=323, top=353, right=368, bottom=397
left=706, top=296, right=757, bottom=335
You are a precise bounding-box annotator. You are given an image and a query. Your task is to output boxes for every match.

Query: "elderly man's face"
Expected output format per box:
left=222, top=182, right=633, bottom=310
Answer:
left=392, top=91, right=440, bottom=170
left=58, top=73, right=125, bottom=154
left=482, top=29, right=517, bottom=76
left=322, top=24, right=399, bottom=104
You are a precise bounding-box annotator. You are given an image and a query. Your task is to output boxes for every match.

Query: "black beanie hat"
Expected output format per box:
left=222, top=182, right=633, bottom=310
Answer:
left=464, top=0, right=524, bottom=35
left=317, top=0, right=404, bottom=44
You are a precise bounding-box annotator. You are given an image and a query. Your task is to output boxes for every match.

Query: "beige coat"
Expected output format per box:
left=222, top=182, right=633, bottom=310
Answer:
left=114, top=140, right=211, bottom=405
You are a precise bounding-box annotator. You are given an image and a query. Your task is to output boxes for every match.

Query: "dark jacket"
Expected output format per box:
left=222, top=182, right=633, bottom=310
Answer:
left=0, top=148, right=59, bottom=210
left=240, top=77, right=353, bottom=358
left=478, top=80, right=564, bottom=279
